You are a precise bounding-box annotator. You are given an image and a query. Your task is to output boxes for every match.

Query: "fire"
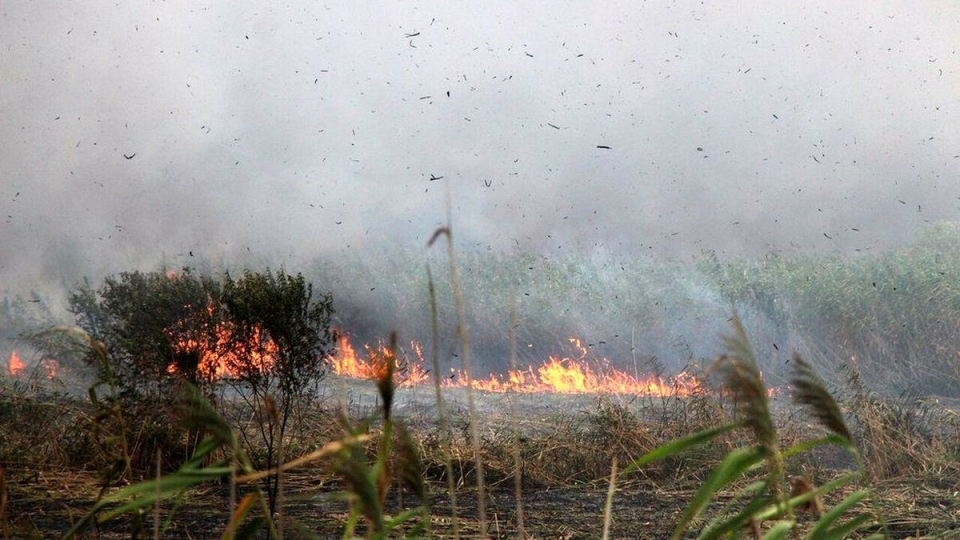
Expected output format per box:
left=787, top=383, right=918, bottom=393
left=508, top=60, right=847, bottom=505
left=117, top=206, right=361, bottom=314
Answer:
left=7, top=350, right=25, bottom=376
left=4, top=351, right=59, bottom=379
left=164, top=321, right=704, bottom=398
left=458, top=356, right=701, bottom=396
left=327, top=334, right=704, bottom=397
left=328, top=335, right=430, bottom=387
left=167, top=319, right=278, bottom=380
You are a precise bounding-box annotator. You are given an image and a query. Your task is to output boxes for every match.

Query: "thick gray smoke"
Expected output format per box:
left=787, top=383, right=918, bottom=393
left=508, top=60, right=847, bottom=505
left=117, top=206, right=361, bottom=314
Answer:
left=2, top=0, right=958, bottom=311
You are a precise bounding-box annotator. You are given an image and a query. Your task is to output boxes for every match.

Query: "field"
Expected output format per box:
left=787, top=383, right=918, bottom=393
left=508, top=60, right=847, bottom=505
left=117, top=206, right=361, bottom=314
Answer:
left=2, top=222, right=960, bottom=538
left=4, top=378, right=960, bottom=538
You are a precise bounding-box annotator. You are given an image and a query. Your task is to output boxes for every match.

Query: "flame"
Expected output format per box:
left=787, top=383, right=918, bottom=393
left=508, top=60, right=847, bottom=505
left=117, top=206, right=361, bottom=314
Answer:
left=329, top=334, right=430, bottom=387
left=327, top=334, right=704, bottom=397
left=7, top=351, right=25, bottom=376
left=5, top=351, right=60, bottom=379
left=167, top=318, right=278, bottom=380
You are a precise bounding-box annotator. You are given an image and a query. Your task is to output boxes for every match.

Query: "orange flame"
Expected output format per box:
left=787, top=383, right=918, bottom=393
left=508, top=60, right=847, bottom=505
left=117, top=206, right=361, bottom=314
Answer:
left=327, top=334, right=704, bottom=397
left=7, top=351, right=25, bottom=376
left=329, top=335, right=430, bottom=387
left=167, top=319, right=278, bottom=380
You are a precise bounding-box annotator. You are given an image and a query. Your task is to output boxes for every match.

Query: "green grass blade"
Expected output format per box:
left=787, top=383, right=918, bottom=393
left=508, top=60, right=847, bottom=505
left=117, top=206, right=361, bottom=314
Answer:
left=752, top=473, right=858, bottom=523
left=698, top=493, right=771, bottom=540
left=781, top=434, right=853, bottom=459
left=818, top=514, right=872, bottom=540
left=63, top=465, right=235, bottom=537
left=621, top=422, right=740, bottom=476
left=671, top=445, right=767, bottom=540
left=761, top=520, right=795, bottom=540
left=806, top=490, right=871, bottom=539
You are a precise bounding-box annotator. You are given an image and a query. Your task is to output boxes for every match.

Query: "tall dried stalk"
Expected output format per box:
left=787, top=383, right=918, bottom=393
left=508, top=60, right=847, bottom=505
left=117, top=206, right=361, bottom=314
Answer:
left=427, top=264, right=459, bottom=538
left=507, top=294, right=526, bottom=538
left=601, top=457, right=617, bottom=540
left=428, top=222, right=487, bottom=538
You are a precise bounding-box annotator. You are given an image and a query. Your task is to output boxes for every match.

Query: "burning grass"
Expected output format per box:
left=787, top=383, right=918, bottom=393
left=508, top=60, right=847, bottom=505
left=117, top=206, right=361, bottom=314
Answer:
left=330, top=332, right=707, bottom=397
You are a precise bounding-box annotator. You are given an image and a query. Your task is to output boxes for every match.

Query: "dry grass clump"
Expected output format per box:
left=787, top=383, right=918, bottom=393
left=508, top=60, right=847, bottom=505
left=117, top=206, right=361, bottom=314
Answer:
left=843, top=368, right=960, bottom=485
left=0, top=380, right=100, bottom=473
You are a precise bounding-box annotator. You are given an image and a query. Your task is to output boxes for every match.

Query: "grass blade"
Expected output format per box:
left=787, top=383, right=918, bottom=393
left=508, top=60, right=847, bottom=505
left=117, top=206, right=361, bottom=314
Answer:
left=760, top=520, right=795, bottom=540
left=671, top=445, right=768, bottom=540
left=621, top=422, right=740, bottom=475
left=805, top=490, right=871, bottom=539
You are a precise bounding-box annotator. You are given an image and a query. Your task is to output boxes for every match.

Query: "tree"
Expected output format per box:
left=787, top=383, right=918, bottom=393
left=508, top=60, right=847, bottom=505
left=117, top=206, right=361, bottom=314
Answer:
left=69, top=269, right=224, bottom=398
left=220, top=268, right=336, bottom=515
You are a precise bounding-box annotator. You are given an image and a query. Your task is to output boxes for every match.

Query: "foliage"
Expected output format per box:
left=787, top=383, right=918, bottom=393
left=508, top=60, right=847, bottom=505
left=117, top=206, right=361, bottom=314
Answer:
left=623, top=315, right=883, bottom=539
left=219, top=268, right=336, bottom=516
left=63, top=339, right=425, bottom=540
left=221, top=269, right=335, bottom=400
left=68, top=269, right=224, bottom=397
left=704, top=222, right=960, bottom=396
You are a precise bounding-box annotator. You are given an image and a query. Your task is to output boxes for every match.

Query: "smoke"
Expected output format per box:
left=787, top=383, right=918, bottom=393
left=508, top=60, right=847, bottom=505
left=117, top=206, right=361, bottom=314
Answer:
left=2, top=0, right=958, bottom=319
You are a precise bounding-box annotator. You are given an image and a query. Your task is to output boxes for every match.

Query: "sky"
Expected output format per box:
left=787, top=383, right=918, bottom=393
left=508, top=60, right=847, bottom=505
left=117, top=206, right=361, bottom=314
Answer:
left=1, top=0, right=959, bottom=299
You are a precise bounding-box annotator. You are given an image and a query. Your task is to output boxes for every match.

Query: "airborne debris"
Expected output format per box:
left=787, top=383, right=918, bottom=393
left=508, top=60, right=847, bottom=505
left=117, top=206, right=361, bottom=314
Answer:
left=596, top=145, right=611, bottom=149
left=123, top=153, right=136, bottom=160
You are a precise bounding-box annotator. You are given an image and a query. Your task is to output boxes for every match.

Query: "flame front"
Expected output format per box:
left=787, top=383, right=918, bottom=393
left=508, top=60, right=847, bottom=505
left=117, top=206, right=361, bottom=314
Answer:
left=329, top=335, right=430, bottom=387
left=327, top=334, right=704, bottom=397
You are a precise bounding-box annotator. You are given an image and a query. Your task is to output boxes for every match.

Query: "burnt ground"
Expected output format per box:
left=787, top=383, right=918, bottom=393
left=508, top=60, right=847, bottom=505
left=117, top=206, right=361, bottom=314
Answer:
left=6, top=468, right=682, bottom=539
left=7, top=467, right=960, bottom=539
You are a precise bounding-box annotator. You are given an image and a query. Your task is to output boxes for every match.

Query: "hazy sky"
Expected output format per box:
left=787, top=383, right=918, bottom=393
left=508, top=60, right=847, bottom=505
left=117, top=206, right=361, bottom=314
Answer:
left=2, top=0, right=959, bottom=295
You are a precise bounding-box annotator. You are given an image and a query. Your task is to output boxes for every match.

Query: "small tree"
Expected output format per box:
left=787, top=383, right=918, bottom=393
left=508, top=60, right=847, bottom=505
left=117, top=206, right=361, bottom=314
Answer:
left=63, top=269, right=225, bottom=477
left=221, top=268, right=336, bottom=515
left=69, top=269, right=223, bottom=398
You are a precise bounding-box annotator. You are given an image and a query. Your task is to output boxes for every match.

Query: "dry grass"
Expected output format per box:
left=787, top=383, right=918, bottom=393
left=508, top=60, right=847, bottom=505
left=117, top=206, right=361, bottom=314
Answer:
left=1, top=377, right=959, bottom=538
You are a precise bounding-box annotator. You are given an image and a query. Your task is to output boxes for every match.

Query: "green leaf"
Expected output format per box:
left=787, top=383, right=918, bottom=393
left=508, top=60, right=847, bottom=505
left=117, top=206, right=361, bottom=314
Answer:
left=752, top=473, right=858, bottom=523
left=781, top=434, right=853, bottom=459
left=698, top=492, right=771, bottom=540
left=806, top=490, right=871, bottom=539
left=818, top=514, right=872, bottom=540
left=621, top=422, right=740, bottom=476
left=761, top=520, right=795, bottom=540
left=671, top=445, right=767, bottom=540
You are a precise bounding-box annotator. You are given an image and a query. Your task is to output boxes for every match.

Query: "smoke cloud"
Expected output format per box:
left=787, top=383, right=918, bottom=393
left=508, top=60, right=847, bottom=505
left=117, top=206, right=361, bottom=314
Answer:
left=2, top=0, right=958, bottom=307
